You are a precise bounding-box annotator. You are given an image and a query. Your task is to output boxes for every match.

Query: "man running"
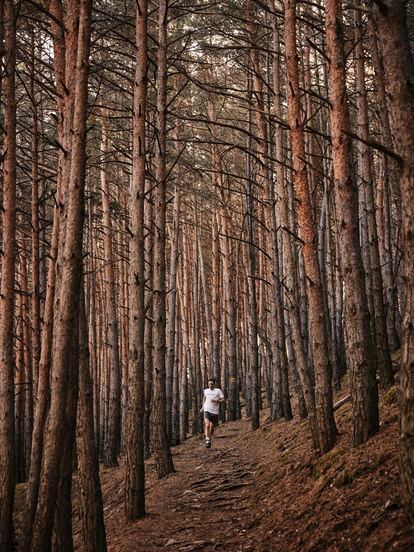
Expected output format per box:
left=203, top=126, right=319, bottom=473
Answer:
left=200, top=378, right=225, bottom=448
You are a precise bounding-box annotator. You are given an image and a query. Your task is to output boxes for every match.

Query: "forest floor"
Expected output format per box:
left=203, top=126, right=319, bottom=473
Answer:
left=13, top=382, right=414, bottom=551
left=95, top=384, right=413, bottom=552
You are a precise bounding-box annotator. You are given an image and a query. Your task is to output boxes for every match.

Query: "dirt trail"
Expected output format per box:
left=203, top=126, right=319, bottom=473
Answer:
left=105, top=420, right=258, bottom=551
left=101, top=389, right=413, bottom=552
left=13, top=387, right=413, bottom=550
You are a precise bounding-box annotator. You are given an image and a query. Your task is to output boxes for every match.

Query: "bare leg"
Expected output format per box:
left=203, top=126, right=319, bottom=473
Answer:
left=204, top=419, right=212, bottom=440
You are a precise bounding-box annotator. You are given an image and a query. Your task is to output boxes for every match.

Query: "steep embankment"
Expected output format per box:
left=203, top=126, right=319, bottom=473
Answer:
left=95, top=386, right=413, bottom=551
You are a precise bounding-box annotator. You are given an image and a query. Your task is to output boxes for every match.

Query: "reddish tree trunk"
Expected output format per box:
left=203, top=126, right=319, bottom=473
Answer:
left=23, top=2, right=79, bottom=546
left=77, top=287, right=107, bottom=551
left=152, top=0, right=175, bottom=478
left=101, top=118, right=122, bottom=468
left=166, top=190, right=180, bottom=443
left=373, top=0, right=414, bottom=521
left=125, top=0, right=148, bottom=519
left=354, top=5, right=394, bottom=388
left=285, top=0, right=336, bottom=453
left=31, top=1, right=92, bottom=548
left=325, top=0, right=379, bottom=445
left=0, top=1, right=17, bottom=547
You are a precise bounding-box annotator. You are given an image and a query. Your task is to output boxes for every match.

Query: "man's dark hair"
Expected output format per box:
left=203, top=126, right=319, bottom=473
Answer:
left=208, top=378, right=216, bottom=383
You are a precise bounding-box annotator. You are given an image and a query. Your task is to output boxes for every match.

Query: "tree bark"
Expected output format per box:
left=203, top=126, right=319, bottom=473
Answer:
left=211, top=214, right=221, bottom=388
left=220, top=206, right=239, bottom=421
left=325, top=0, right=379, bottom=446
left=23, top=1, right=79, bottom=545
left=269, top=6, right=292, bottom=421
left=166, top=190, right=180, bottom=443
left=178, top=289, right=189, bottom=443
left=354, top=4, right=394, bottom=388
left=77, top=286, right=107, bottom=551
left=285, top=0, right=336, bottom=453
left=152, top=0, right=175, bottom=478
left=21, top=255, right=33, bottom=480
left=125, top=0, right=148, bottom=517
left=272, top=0, right=316, bottom=441
left=0, top=1, right=17, bottom=547
left=30, top=31, right=41, bottom=399
left=31, top=1, right=92, bottom=547
left=52, top=325, right=78, bottom=552
left=198, top=234, right=214, bottom=381
left=143, top=203, right=154, bottom=459
left=16, top=291, right=26, bottom=484
left=101, top=117, right=122, bottom=468
left=368, top=17, right=401, bottom=351
left=372, top=0, right=414, bottom=521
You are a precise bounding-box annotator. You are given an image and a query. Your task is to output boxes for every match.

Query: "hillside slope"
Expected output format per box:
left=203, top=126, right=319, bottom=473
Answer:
left=93, top=387, right=413, bottom=551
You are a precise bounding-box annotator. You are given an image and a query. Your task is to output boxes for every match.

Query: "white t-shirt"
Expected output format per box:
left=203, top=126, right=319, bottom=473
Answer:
left=203, top=387, right=224, bottom=415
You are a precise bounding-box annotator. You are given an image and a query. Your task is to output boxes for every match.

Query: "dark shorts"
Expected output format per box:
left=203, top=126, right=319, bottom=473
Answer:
left=204, top=411, right=219, bottom=426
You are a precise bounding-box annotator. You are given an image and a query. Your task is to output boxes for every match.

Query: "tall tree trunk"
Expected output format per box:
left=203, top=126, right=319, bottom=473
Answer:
left=77, top=286, right=107, bottom=551
left=125, top=0, right=148, bottom=519
left=166, top=190, right=180, bottom=443
left=143, top=206, right=154, bottom=459
left=31, top=31, right=41, bottom=399
left=198, top=235, right=214, bottom=381
left=285, top=0, right=336, bottom=453
left=31, top=1, right=92, bottom=547
left=21, top=255, right=33, bottom=480
left=16, top=292, right=26, bottom=483
left=368, top=17, right=401, bottom=350
left=101, top=118, right=122, bottom=468
left=152, top=0, right=175, bottom=478
left=325, top=0, right=379, bottom=446
left=23, top=2, right=79, bottom=546
left=354, top=4, right=394, bottom=388
left=271, top=0, right=316, bottom=441
left=52, top=324, right=78, bottom=552
left=178, top=291, right=189, bottom=442
left=269, top=6, right=292, bottom=421
left=211, top=214, right=221, bottom=387
left=171, top=316, right=180, bottom=445
left=372, top=0, right=414, bottom=521
left=220, top=206, right=239, bottom=421
left=14, top=296, right=26, bottom=483
left=0, top=1, right=16, bottom=547
left=245, top=181, right=260, bottom=430
left=191, top=225, right=203, bottom=433
left=87, top=200, right=100, bottom=450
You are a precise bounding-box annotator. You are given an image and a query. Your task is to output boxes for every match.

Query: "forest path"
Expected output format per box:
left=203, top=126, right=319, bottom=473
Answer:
left=101, top=393, right=411, bottom=552
left=105, top=419, right=259, bottom=551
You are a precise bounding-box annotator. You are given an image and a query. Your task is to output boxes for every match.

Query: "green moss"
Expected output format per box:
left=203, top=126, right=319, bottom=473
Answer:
left=334, top=458, right=382, bottom=488
left=324, top=448, right=341, bottom=465
left=333, top=469, right=354, bottom=488
left=311, top=448, right=342, bottom=478
left=391, top=348, right=401, bottom=367
left=314, top=473, right=333, bottom=494
left=383, top=386, right=399, bottom=406
left=340, top=371, right=350, bottom=389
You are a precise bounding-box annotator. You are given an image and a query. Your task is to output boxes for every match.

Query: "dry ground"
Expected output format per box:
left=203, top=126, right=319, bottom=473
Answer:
left=13, top=385, right=414, bottom=551
left=96, top=386, right=413, bottom=551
